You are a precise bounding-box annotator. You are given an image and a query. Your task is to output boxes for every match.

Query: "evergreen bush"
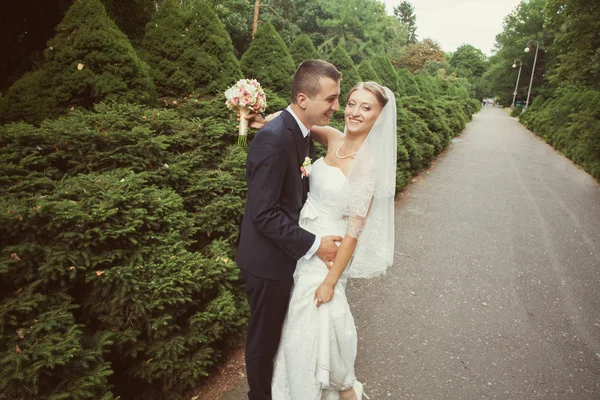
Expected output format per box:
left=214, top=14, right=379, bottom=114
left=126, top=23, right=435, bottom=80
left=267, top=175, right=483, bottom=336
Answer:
left=185, top=0, right=243, bottom=95
left=241, top=22, right=296, bottom=101
left=400, top=96, right=452, bottom=155
left=438, top=97, right=467, bottom=135
left=141, top=0, right=242, bottom=98
left=45, top=0, right=156, bottom=109
left=0, top=0, right=156, bottom=125
left=0, top=70, right=56, bottom=125
left=396, top=106, right=434, bottom=171
left=511, top=105, right=523, bottom=117
left=289, top=34, right=319, bottom=67
left=328, top=45, right=362, bottom=102
left=0, top=102, right=248, bottom=399
left=520, top=90, right=600, bottom=180
left=357, top=60, right=381, bottom=83
left=140, top=0, right=194, bottom=97
left=414, top=75, right=435, bottom=101
left=371, top=54, right=402, bottom=95
left=398, top=68, right=421, bottom=97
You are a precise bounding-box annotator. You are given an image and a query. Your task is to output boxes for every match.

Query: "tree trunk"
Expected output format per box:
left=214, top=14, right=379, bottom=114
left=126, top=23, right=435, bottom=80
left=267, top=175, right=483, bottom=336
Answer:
left=252, top=0, right=260, bottom=39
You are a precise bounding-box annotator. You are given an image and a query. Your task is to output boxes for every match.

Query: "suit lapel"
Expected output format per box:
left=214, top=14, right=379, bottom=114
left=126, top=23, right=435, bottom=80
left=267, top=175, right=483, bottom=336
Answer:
left=281, top=110, right=306, bottom=167
left=281, top=110, right=310, bottom=200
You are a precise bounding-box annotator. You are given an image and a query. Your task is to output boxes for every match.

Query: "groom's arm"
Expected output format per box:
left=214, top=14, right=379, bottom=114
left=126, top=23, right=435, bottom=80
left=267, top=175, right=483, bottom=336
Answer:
left=246, top=129, right=315, bottom=260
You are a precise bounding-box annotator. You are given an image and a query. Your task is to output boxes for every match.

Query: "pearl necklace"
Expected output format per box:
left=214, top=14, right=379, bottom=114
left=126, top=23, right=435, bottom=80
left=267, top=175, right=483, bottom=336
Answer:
left=335, top=141, right=358, bottom=159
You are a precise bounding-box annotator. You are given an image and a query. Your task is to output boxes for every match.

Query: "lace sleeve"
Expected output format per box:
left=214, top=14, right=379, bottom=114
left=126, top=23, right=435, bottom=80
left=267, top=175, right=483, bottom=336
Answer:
left=343, top=155, right=376, bottom=238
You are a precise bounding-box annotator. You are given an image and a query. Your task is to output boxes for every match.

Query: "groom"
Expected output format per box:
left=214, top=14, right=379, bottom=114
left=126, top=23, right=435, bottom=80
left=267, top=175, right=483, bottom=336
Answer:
left=236, top=59, right=343, bottom=400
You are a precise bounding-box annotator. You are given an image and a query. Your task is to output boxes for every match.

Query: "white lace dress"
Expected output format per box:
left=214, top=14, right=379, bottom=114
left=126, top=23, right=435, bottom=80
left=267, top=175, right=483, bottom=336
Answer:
left=272, top=157, right=358, bottom=400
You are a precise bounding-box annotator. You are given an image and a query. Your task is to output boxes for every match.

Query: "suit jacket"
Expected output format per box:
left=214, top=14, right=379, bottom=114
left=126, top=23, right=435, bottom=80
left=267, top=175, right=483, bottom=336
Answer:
left=236, top=109, right=317, bottom=280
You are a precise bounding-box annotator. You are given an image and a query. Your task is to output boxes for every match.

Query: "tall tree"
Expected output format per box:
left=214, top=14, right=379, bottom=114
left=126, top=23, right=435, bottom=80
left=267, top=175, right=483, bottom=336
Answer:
left=316, top=0, right=390, bottom=63
left=450, top=44, right=487, bottom=79
left=383, top=14, right=409, bottom=64
left=396, top=38, right=446, bottom=73
left=545, top=0, right=600, bottom=89
left=204, top=0, right=253, bottom=57
left=483, top=0, right=550, bottom=104
left=394, top=1, right=418, bottom=44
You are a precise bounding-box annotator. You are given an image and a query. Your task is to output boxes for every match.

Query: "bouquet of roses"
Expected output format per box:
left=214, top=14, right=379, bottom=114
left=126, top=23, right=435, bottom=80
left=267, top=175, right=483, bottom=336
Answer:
left=225, top=78, right=267, bottom=146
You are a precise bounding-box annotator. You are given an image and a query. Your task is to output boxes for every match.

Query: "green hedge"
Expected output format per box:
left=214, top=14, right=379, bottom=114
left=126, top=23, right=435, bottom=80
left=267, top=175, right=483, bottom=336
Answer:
left=0, top=103, right=248, bottom=399
left=520, top=90, right=600, bottom=180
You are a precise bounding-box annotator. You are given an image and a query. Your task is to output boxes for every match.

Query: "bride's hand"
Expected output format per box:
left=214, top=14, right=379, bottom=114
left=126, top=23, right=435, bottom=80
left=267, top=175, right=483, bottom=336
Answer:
left=314, top=282, right=335, bottom=307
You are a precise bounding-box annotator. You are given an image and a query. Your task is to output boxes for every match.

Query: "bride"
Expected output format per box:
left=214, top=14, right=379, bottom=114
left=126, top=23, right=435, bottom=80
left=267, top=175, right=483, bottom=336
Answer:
left=270, top=81, right=397, bottom=400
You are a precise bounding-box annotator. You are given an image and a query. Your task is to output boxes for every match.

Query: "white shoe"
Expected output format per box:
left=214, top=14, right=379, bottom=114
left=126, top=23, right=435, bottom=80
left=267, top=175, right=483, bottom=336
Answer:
left=353, top=381, right=370, bottom=400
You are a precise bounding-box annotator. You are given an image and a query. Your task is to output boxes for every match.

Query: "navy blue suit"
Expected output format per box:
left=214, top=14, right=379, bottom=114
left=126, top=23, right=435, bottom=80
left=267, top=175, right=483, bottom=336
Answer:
left=236, top=109, right=317, bottom=399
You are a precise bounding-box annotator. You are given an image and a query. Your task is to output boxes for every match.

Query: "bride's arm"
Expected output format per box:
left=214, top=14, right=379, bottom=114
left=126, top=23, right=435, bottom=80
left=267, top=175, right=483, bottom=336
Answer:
left=314, top=203, right=372, bottom=307
left=310, top=125, right=343, bottom=148
left=314, top=234, right=359, bottom=306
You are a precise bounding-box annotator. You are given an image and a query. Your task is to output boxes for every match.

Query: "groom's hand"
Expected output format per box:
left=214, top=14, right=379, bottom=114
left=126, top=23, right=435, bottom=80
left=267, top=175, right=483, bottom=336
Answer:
left=316, top=235, right=342, bottom=267
left=237, top=110, right=282, bottom=129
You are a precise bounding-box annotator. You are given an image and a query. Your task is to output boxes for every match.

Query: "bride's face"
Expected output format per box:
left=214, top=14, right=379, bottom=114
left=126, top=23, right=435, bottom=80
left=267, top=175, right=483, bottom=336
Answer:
left=344, top=89, right=382, bottom=136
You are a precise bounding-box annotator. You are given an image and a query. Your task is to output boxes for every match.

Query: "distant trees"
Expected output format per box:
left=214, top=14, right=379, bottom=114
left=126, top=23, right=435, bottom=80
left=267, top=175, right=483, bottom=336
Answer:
left=396, top=39, right=446, bottom=73
left=394, top=1, right=418, bottom=44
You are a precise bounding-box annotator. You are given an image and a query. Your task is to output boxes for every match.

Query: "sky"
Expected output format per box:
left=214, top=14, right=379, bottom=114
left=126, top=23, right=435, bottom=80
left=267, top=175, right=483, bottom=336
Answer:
left=384, top=0, right=523, bottom=56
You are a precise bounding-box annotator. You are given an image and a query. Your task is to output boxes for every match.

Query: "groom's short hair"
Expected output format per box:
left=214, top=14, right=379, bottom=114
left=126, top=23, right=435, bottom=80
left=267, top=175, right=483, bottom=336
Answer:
left=291, top=59, right=342, bottom=103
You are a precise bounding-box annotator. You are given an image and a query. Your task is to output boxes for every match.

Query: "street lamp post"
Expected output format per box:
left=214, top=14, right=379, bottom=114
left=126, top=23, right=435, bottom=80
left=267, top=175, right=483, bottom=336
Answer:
left=523, top=40, right=539, bottom=110
left=511, top=59, right=523, bottom=110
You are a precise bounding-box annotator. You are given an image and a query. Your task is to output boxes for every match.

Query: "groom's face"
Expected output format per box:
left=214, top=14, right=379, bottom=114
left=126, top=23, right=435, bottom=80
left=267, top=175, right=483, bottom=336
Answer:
left=304, top=77, right=341, bottom=128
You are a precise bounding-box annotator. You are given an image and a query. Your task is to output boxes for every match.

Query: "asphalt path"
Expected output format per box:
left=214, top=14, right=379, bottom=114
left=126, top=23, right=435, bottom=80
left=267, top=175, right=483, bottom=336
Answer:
left=221, top=106, right=600, bottom=399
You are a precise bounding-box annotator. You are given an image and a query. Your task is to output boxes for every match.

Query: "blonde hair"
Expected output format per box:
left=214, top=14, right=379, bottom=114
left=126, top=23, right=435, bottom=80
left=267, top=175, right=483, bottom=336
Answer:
left=346, top=81, right=388, bottom=107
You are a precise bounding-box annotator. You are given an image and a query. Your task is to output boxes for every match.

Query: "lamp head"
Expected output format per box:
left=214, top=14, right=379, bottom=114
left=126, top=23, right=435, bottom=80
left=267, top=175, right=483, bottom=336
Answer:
left=512, top=63, right=516, bottom=68
left=524, top=47, right=530, bottom=53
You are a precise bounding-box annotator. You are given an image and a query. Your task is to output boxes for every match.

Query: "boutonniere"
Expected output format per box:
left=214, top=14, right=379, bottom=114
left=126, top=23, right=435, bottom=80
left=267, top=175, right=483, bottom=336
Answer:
left=300, top=157, right=312, bottom=179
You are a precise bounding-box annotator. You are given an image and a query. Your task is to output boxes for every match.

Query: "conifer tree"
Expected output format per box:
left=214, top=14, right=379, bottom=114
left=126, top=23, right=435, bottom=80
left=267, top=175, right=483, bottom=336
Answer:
left=371, top=53, right=403, bottom=95
left=1, top=0, right=156, bottom=124
left=45, top=0, right=155, bottom=108
left=185, top=0, right=242, bottom=95
left=394, top=1, right=418, bottom=44
left=140, top=0, right=194, bottom=97
left=397, top=67, right=421, bottom=96
left=328, top=44, right=362, bottom=101
left=0, top=70, right=56, bottom=124
left=241, top=22, right=296, bottom=99
left=290, top=33, right=319, bottom=67
left=357, top=60, right=381, bottom=83
left=414, top=74, right=435, bottom=101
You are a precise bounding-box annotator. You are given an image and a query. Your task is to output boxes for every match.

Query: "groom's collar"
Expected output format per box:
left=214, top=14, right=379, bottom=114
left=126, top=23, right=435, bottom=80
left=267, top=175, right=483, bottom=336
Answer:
left=286, top=105, right=310, bottom=138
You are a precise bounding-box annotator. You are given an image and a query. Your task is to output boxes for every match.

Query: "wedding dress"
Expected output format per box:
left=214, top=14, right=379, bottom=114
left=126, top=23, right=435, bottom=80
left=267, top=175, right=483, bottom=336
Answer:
left=272, top=86, right=397, bottom=399
left=271, top=157, right=358, bottom=400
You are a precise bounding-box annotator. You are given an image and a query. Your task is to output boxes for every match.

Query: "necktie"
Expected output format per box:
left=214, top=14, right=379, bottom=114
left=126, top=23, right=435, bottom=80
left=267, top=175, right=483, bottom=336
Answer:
left=304, top=133, right=310, bottom=157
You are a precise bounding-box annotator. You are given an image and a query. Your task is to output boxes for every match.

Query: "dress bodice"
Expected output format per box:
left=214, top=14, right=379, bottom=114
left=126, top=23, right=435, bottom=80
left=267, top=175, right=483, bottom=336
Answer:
left=301, top=157, right=347, bottom=223
left=296, top=157, right=348, bottom=279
